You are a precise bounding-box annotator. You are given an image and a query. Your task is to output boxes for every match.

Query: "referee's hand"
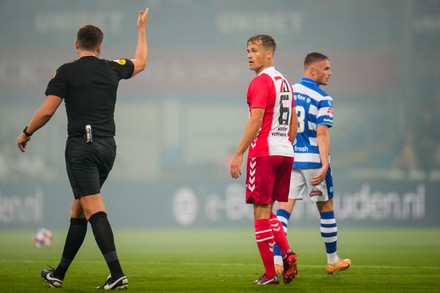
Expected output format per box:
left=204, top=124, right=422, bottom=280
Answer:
left=17, top=133, right=30, bottom=152
left=137, top=7, right=149, bottom=30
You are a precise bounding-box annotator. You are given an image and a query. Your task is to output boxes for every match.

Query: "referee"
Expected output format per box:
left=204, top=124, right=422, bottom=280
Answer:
left=17, top=6, right=149, bottom=290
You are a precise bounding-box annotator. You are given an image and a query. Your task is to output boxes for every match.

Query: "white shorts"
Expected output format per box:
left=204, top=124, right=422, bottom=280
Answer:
left=288, top=168, right=334, bottom=203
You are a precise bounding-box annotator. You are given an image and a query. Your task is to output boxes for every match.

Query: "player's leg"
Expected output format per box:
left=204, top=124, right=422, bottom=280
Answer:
left=271, top=156, right=297, bottom=284
left=271, top=159, right=295, bottom=256
left=272, top=199, right=295, bottom=274
left=246, top=157, right=278, bottom=285
left=253, top=203, right=279, bottom=284
left=317, top=199, right=351, bottom=274
left=270, top=208, right=297, bottom=283
left=315, top=167, right=351, bottom=274
left=317, top=198, right=338, bottom=262
left=273, top=168, right=305, bottom=274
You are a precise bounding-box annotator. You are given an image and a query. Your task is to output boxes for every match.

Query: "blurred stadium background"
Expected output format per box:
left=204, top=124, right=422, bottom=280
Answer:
left=0, top=0, right=439, bottom=230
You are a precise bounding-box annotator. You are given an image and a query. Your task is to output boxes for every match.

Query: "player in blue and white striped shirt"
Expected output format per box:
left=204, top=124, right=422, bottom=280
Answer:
left=273, top=52, right=351, bottom=275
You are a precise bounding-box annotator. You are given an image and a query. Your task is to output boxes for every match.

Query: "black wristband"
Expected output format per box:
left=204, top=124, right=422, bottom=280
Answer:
left=23, top=126, right=33, bottom=137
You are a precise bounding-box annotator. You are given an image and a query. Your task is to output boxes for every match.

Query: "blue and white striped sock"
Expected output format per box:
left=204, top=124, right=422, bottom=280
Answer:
left=273, top=209, right=291, bottom=266
left=320, top=210, right=339, bottom=264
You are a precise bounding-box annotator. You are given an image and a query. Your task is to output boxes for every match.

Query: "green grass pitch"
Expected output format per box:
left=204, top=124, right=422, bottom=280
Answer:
left=1, top=228, right=439, bottom=292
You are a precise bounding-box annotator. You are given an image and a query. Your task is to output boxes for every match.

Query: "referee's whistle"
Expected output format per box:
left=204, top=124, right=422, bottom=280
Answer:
left=85, top=125, right=93, bottom=143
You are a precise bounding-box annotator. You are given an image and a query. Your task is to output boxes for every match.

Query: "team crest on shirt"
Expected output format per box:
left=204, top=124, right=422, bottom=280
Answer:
left=113, top=59, right=127, bottom=65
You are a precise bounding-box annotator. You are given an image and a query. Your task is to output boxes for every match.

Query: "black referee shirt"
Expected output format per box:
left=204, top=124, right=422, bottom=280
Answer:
left=45, top=56, right=134, bottom=137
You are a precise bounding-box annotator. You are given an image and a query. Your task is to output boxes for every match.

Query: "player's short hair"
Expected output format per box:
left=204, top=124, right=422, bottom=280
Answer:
left=247, top=34, right=276, bottom=54
left=304, top=52, right=328, bottom=69
left=76, top=25, right=104, bottom=50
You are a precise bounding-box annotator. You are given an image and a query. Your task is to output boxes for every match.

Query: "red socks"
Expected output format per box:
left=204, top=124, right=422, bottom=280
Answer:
left=254, top=219, right=276, bottom=278
left=254, top=214, right=292, bottom=278
left=270, top=212, right=290, bottom=253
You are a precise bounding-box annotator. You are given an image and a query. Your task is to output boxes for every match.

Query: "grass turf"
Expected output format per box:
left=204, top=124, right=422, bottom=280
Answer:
left=0, top=228, right=439, bottom=292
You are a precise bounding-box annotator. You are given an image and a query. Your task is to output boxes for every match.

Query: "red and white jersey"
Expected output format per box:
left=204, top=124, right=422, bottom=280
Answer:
left=247, top=66, right=295, bottom=158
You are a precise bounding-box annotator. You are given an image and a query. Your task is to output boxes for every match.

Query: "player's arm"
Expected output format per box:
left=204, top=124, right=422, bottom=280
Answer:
left=17, top=95, right=62, bottom=152
left=310, top=124, right=330, bottom=185
left=230, top=108, right=265, bottom=179
left=131, top=7, right=149, bottom=77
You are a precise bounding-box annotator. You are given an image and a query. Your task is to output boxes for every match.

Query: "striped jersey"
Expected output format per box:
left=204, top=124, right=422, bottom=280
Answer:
left=292, top=77, right=333, bottom=168
left=247, top=66, right=295, bottom=158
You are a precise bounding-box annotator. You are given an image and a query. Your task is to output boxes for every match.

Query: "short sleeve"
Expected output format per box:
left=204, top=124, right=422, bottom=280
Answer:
left=110, top=58, right=135, bottom=80
left=316, top=96, right=333, bottom=127
left=247, top=74, right=273, bottom=109
left=45, top=65, right=68, bottom=99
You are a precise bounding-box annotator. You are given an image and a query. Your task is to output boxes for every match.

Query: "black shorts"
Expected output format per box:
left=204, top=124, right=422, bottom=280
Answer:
left=65, top=136, right=116, bottom=199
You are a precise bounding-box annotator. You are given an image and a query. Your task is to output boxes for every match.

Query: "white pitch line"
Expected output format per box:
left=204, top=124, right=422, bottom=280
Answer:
left=1, top=259, right=439, bottom=271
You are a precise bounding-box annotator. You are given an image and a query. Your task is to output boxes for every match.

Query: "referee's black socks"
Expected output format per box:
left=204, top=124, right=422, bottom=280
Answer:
left=89, top=211, right=124, bottom=278
left=54, top=217, right=87, bottom=279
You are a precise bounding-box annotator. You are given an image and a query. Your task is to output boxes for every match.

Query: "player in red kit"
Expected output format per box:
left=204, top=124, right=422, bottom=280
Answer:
left=230, top=34, right=299, bottom=285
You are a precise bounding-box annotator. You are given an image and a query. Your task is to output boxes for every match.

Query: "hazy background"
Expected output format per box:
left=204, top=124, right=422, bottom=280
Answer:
left=1, top=0, right=439, bottom=229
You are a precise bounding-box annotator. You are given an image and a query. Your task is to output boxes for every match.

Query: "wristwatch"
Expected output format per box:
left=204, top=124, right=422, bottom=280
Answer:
left=23, top=126, right=33, bottom=137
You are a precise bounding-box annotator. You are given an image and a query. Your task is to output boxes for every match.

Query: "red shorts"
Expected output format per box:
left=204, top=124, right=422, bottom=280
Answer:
left=245, top=155, right=294, bottom=205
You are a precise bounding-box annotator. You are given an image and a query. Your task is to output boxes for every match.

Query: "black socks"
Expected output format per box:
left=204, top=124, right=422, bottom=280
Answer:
left=54, top=218, right=87, bottom=279
left=89, top=211, right=123, bottom=278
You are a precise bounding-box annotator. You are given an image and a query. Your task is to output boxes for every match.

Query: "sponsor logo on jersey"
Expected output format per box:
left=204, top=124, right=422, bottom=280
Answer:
left=113, top=58, right=127, bottom=65
left=271, top=132, right=287, bottom=137
left=294, top=145, right=309, bottom=152
left=295, top=93, right=307, bottom=101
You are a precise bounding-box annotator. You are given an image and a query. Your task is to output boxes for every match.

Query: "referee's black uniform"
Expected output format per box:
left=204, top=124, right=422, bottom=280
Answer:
left=45, top=56, right=134, bottom=198
left=23, top=9, right=148, bottom=289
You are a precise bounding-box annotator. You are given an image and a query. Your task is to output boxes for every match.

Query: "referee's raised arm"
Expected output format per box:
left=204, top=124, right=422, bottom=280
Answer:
left=131, top=7, right=149, bottom=77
